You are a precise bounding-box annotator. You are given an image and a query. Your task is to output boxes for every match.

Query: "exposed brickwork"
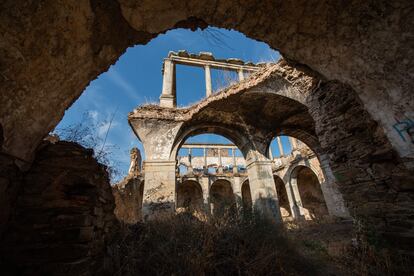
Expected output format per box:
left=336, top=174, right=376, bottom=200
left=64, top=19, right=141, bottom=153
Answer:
left=308, top=81, right=414, bottom=251
left=0, top=141, right=117, bottom=275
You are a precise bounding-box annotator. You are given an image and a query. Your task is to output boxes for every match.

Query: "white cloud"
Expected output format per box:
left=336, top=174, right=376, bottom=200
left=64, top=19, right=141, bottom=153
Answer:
left=97, top=120, right=119, bottom=138
left=107, top=68, right=141, bottom=101
left=88, top=110, right=99, bottom=122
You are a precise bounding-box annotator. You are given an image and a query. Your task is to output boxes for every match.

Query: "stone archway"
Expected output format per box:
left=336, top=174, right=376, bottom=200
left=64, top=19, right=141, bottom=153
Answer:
left=2, top=1, right=413, bottom=162
left=241, top=180, right=252, bottom=210
left=291, top=165, right=328, bottom=220
left=1, top=1, right=414, bottom=259
left=176, top=180, right=203, bottom=211
left=210, top=179, right=236, bottom=216
left=273, top=176, right=291, bottom=219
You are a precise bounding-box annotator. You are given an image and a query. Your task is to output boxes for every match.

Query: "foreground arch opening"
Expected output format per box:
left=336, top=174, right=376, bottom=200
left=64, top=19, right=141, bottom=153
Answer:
left=293, top=166, right=328, bottom=220
left=176, top=180, right=203, bottom=211
left=273, top=176, right=291, bottom=219
left=209, top=179, right=236, bottom=216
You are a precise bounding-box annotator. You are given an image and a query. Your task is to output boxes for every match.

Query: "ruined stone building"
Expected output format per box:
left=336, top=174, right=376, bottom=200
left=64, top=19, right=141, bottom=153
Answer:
left=1, top=1, right=413, bottom=274
left=115, top=51, right=348, bottom=223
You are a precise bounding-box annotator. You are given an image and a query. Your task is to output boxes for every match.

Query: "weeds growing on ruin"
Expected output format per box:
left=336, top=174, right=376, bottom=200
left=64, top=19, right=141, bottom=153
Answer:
left=108, top=211, right=320, bottom=276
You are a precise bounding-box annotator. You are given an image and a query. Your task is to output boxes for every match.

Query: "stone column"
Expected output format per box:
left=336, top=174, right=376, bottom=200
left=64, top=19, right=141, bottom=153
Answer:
left=238, top=69, right=244, bottom=81
left=217, top=148, right=223, bottom=174
left=288, top=174, right=305, bottom=218
left=203, top=148, right=208, bottom=174
left=232, top=176, right=242, bottom=206
left=142, top=160, right=176, bottom=218
left=188, top=148, right=193, bottom=173
left=289, top=137, right=298, bottom=150
left=268, top=147, right=274, bottom=160
left=276, top=136, right=284, bottom=157
left=128, top=118, right=183, bottom=219
left=246, top=159, right=282, bottom=221
left=205, top=65, right=212, bottom=97
left=285, top=180, right=302, bottom=219
left=200, top=176, right=210, bottom=212
left=317, top=154, right=350, bottom=218
left=160, top=59, right=176, bottom=108
left=232, top=148, right=238, bottom=174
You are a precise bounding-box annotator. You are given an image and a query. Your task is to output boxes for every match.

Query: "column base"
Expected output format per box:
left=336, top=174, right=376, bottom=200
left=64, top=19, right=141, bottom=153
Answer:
left=142, top=160, right=176, bottom=220
left=160, top=95, right=176, bottom=108
left=246, top=160, right=282, bottom=221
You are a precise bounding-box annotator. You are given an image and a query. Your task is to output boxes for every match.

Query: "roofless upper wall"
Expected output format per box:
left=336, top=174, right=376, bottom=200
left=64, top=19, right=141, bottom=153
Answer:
left=159, top=51, right=264, bottom=108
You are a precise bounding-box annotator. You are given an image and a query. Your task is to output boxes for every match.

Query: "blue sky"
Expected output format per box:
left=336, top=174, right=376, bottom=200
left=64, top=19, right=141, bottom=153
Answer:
left=55, top=27, right=292, bottom=181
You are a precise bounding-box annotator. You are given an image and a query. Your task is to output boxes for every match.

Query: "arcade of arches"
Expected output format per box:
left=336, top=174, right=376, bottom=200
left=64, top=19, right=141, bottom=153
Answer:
left=1, top=1, right=414, bottom=274
left=169, top=132, right=335, bottom=221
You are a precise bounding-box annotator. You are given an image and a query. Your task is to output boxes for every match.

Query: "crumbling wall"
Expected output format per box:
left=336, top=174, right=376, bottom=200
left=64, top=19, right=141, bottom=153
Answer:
left=0, top=141, right=117, bottom=275
left=308, top=81, right=414, bottom=251
left=112, top=176, right=144, bottom=224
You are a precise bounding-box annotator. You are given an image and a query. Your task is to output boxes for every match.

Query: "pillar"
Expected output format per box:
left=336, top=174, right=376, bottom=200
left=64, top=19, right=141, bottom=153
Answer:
left=203, top=148, right=208, bottom=174
left=205, top=65, right=212, bottom=97
left=238, top=69, right=244, bottom=81
left=217, top=148, right=223, bottom=174
left=268, top=147, right=274, bottom=160
left=200, top=176, right=210, bottom=212
left=232, top=176, right=242, bottom=206
left=246, top=160, right=281, bottom=221
left=129, top=119, right=183, bottom=219
left=188, top=148, right=193, bottom=173
left=232, top=148, right=238, bottom=174
left=289, top=137, right=298, bottom=150
left=284, top=180, right=302, bottom=219
left=317, top=154, right=350, bottom=217
left=142, top=160, right=176, bottom=219
left=276, top=136, right=284, bottom=157
left=160, top=59, right=176, bottom=108
left=287, top=172, right=305, bottom=218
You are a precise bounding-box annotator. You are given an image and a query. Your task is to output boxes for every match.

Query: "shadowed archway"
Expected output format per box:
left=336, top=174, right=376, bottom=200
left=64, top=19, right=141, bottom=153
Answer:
left=292, top=165, right=328, bottom=220
left=176, top=180, right=204, bottom=211
left=210, top=179, right=235, bottom=216
left=273, top=176, right=291, bottom=219
left=241, top=180, right=252, bottom=210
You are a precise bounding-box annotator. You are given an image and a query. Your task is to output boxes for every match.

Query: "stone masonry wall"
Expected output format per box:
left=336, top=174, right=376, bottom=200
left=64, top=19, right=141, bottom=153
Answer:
left=0, top=141, right=117, bottom=275
left=0, top=153, right=22, bottom=239
left=308, top=81, right=414, bottom=252
left=112, top=175, right=144, bottom=224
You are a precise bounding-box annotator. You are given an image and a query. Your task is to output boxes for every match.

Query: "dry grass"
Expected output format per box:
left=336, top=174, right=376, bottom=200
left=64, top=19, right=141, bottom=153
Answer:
left=106, top=213, right=414, bottom=276
left=108, top=211, right=321, bottom=276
